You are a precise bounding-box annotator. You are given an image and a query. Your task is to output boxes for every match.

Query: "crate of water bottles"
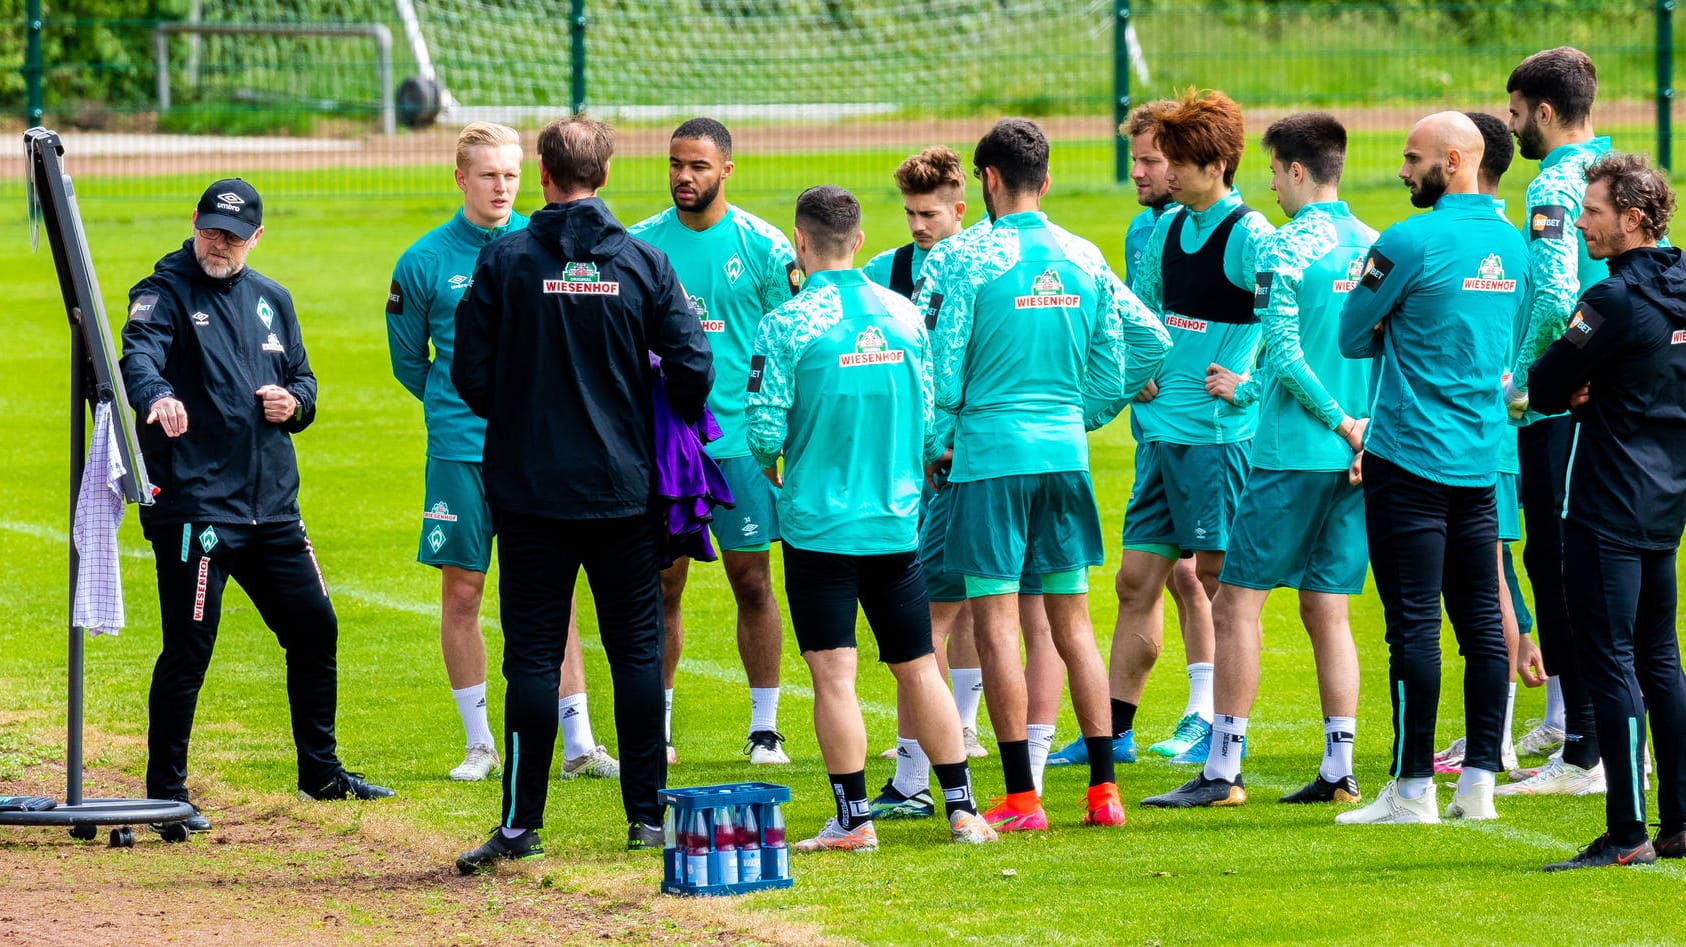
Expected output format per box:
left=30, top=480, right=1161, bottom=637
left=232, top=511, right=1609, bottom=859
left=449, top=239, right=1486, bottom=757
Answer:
left=659, top=781, right=792, bottom=896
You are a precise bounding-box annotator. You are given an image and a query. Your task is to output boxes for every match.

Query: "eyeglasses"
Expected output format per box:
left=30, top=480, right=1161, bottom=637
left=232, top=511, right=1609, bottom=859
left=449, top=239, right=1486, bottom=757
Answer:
left=196, top=227, right=251, bottom=247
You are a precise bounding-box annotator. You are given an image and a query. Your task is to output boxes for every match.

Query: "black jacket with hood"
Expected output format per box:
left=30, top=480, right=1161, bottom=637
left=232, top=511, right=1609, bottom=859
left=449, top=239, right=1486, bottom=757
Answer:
left=120, top=240, right=317, bottom=526
left=1529, top=245, right=1686, bottom=550
left=453, top=197, right=713, bottom=520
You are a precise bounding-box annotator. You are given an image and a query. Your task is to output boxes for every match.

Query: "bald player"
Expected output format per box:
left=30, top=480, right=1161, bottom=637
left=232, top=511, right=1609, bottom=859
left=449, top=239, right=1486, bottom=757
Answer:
left=1334, top=112, right=1528, bottom=827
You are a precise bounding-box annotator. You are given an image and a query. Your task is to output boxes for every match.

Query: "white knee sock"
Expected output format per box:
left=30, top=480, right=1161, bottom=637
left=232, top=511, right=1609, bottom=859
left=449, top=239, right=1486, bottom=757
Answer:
left=1502, top=683, right=1517, bottom=758
left=1321, top=716, right=1356, bottom=781
left=1026, top=723, right=1056, bottom=794
left=1204, top=714, right=1247, bottom=783
left=664, top=688, right=674, bottom=742
left=950, top=668, right=984, bottom=730
left=1544, top=676, right=1565, bottom=731
left=1184, top=663, right=1215, bottom=723
left=558, top=693, right=594, bottom=760
left=452, top=682, right=495, bottom=750
left=749, top=687, right=780, bottom=734
left=892, top=737, right=930, bottom=797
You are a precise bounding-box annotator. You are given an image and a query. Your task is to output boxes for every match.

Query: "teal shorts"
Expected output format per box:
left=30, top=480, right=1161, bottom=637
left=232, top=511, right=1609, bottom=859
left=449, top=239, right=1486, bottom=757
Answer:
left=417, top=458, right=494, bottom=572
left=920, top=483, right=1044, bottom=603
left=1496, top=471, right=1522, bottom=543
left=1219, top=468, right=1368, bottom=594
left=943, top=471, right=1103, bottom=592
left=710, top=454, right=781, bottom=552
left=1120, top=441, right=1250, bottom=555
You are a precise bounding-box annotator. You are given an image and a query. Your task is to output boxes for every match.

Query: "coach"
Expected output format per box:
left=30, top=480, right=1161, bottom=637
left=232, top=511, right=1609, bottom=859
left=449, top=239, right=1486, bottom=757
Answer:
left=1336, top=113, right=1526, bottom=826
left=1528, top=154, right=1686, bottom=871
left=121, top=179, right=393, bottom=826
left=451, top=116, right=712, bottom=870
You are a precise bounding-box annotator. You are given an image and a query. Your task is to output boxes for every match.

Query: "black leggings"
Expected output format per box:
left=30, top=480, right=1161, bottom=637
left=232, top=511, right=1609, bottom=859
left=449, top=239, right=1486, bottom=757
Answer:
left=782, top=545, right=934, bottom=665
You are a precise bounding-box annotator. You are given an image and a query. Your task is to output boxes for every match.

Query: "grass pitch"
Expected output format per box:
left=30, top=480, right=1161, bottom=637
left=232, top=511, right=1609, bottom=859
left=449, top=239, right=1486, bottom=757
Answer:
left=3, top=137, right=1684, bottom=945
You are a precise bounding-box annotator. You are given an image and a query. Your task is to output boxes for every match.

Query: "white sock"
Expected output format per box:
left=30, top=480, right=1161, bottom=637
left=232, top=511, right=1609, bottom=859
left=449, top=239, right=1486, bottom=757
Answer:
left=950, top=668, right=984, bottom=730
left=1321, top=716, right=1356, bottom=781
left=452, top=682, right=495, bottom=750
left=1544, top=676, right=1565, bottom=731
left=1026, top=723, right=1056, bottom=795
left=749, top=687, right=780, bottom=735
left=558, top=693, right=594, bottom=760
left=892, top=737, right=930, bottom=797
left=664, top=688, right=674, bottom=742
left=1397, top=776, right=1433, bottom=799
left=500, top=826, right=526, bottom=839
left=1458, top=766, right=1496, bottom=792
left=1184, top=663, right=1215, bottom=723
left=1502, top=683, right=1517, bottom=758
left=1203, top=714, right=1247, bottom=783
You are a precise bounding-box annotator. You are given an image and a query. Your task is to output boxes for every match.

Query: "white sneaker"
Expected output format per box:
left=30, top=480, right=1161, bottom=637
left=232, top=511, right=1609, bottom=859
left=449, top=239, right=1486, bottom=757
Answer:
left=1445, top=781, right=1499, bottom=820
left=1501, top=739, right=1519, bottom=774
left=449, top=743, right=500, bottom=781
left=963, top=727, right=988, bottom=759
left=1334, top=780, right=1440, bottom=825
left=1495, top=755, right=1604, bottom=796
left=948, top=809, right=999, bottom=844
left=666, top=741, right=677, bottom=765
left=1433, top=736, right=1466, bottom=767
left=878, top=745, right=898, bottom=760
left=746, top=730, right=791, bottom=765
left=559, top=745, right=620, bottom=780
left=792, top=817, right=878, bottom=853
left=1516, top=719, right=1566, bottom=756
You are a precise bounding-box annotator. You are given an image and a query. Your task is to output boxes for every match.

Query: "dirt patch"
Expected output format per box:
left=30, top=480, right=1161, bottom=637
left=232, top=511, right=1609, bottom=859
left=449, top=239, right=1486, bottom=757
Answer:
left=0, top=749, right=832, bottom=947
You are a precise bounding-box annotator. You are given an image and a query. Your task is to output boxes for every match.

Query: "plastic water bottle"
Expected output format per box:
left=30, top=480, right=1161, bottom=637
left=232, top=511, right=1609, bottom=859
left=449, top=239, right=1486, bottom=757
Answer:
left=762, top=803, right=788, bottom=880
left=662, top=807, right=678, bottom=884
left=685, top=809, right=710, bottom=887
left=736, top=804, right=762, bottom=881
left=712, top=805, right=740, bottom=885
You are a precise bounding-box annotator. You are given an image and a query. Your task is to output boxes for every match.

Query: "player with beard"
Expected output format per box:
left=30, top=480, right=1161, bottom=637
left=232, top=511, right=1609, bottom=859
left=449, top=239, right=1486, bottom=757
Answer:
left=1335, top=112, right=1527, bottom=826
left=630, top=119, right=797, bottom=766
left=1499, top=47, right=1614, bottom=796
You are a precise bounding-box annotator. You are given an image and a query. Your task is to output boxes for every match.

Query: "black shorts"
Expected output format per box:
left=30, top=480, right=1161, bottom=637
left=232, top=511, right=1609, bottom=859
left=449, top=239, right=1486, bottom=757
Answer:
left=782, top=545, right=934, bottom=665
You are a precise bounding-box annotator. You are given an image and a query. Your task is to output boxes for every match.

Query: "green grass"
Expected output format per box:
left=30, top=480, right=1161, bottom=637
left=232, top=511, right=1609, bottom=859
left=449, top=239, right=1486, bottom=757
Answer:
left=3, top=140, right=1684, bottom=946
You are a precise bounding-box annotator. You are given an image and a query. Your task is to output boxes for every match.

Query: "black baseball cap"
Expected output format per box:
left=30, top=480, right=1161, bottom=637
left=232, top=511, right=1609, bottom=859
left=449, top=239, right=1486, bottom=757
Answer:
left=195, top=178, right=263, bottom=239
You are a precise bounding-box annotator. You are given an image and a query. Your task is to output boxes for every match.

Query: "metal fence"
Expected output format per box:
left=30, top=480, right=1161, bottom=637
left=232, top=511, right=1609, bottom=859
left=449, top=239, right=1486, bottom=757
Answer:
left=1, top=0, right=1677, bottom=203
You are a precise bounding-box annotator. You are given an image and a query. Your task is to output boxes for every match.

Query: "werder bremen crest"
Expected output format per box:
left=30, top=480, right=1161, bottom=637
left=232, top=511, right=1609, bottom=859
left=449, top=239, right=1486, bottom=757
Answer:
left=256, top=296, right=274, bottom=329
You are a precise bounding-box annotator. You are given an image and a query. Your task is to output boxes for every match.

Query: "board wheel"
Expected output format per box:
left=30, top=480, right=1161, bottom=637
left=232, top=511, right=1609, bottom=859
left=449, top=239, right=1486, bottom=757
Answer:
left=109, top=826, right=135, bottom=848
left=159, top=821, right=191, bottom=843
left=69, top=823, right=97, bottom=841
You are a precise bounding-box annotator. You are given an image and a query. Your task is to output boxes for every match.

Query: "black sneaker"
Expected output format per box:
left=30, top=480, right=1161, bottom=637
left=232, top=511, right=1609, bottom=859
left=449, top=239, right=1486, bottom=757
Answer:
left=627, top=821, right=663, bottom=851
left=456, top=827, right=543, bottom=874
left=1543, top=834, right=1657, bottom=871
left=1141, top=774, right=1247, bottom=808
left=744, top=729, right=790, bottom=764
left=298, top=770, right=396, bottom=801
left=151, top=809, right=213, bottom=833
left=1653, top=827, right=1685, bottom=858
left=1279, top=774, right=1362, bottom=805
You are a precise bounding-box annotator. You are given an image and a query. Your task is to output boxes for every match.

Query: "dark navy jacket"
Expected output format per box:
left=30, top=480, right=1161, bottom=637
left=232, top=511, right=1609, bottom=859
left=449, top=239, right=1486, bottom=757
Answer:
left=120, top=241, right=317, bottom=526
left=453, top=197, right=713, bottom=520
left=1529, top=245, right=1686, bottom=550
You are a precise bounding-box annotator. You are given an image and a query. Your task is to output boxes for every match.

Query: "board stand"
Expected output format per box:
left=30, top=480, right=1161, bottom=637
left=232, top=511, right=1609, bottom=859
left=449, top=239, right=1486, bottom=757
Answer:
left=2, top=129, right=196, bottom=846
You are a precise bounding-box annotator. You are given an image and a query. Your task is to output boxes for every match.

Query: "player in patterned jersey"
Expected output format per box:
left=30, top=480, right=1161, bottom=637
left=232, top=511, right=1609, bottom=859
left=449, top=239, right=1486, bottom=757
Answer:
left=932, top=118, right=1171, bottom=831
left=746, top=186, right=997, bottom=850
left=1050, top=99, right=1201, bottom=771
left=1433, top=112, right=1544, bottom=780
left=1336, top=112, right=1527, bottom=826
left=1500, top=48, right=1614, bottom=795
left=629, top=119, right=797, bottom=765
left=863, top=146, right=967, bottom=298
left=1142, top=113, right=1373, bottom=808
left=387, top=123, right=616, bottom=783
left=1107, top=89, right=1274, bottom=766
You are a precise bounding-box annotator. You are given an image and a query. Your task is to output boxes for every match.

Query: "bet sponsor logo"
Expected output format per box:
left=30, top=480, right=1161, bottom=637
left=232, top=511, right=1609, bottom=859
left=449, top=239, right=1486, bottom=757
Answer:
left=1254, top=271, right=1274, bottom=309
left=1463, top=254, right=1517, bottom=293
left=1358, top=250, right=1394, bottom=291
left=1565, top=302, right=1605, bottom=348
left=839, top=325, right=906, bottom=367
left=1530, top=205, right=1568, bottom=241
left=1015, top=268, right=1081, bottom=309
left=386, top=280, right=404, bottom=314
left=544, top=261, right=620, bottom=295
left=1165, top=314, right=1208, bottom=333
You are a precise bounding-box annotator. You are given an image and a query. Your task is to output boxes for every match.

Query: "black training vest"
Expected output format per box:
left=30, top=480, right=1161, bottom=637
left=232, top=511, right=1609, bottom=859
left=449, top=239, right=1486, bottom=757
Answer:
left=888, top=242, right=917, bottom=299
left=1160, top=205, right=1258, bottom=324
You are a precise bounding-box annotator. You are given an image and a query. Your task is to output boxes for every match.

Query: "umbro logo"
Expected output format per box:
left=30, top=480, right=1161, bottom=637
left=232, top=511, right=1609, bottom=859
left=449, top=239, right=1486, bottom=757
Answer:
left=449, top=274, right=470, bottom=289
left=216, top=192, right=246, bottom=206
left=191, top=311, right=210, bottom=327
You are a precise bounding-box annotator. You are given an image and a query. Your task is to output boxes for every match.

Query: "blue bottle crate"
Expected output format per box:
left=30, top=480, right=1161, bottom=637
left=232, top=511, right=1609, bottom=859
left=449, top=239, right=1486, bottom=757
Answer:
left=660, top=781, right=793, bottom=897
